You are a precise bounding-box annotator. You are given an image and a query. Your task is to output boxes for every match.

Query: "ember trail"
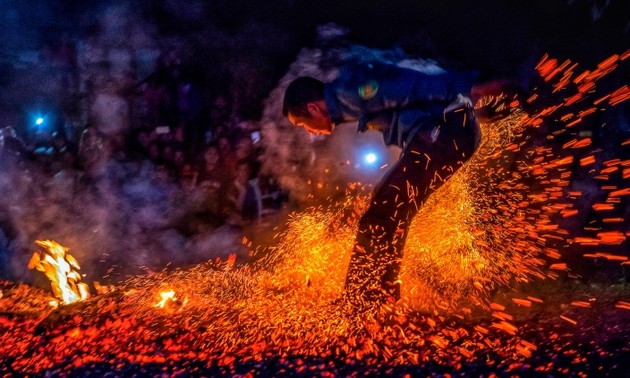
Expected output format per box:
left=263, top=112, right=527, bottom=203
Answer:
left=1, top=51, right=630, bottom=376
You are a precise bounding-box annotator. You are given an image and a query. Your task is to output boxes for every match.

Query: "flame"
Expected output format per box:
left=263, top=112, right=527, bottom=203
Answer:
left=27, top=240, right=90, bottom=305
left=154, top=290, right=188, bottom=310
left=155, top=290, right=176, bottom=308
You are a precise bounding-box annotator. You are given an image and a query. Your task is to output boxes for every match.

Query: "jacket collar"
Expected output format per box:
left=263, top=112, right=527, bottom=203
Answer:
left=323, top=84, right=344, bottom=125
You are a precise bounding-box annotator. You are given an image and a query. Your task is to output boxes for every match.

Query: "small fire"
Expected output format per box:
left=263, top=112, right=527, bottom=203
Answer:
left=155, top=290, right=176, bottom=308
left=155, top=290, right=187, bottom=310
left=27, top=240, right=90, bottom=305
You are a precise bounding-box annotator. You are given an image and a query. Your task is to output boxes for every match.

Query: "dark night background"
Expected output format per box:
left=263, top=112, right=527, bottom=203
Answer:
left=0, top=0, right=628, bottom=122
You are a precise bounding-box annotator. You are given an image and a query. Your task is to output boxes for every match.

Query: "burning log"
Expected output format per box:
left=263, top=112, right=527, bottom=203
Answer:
left=27, top=240, right=90, bottom=306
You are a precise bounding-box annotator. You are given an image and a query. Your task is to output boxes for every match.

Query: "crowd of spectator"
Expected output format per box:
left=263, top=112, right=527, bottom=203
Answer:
left=0, top=32, right=285, bottom=254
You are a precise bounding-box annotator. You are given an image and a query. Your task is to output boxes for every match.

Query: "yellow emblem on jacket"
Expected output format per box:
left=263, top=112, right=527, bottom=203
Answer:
left=358, top=80, right=379, bottom=100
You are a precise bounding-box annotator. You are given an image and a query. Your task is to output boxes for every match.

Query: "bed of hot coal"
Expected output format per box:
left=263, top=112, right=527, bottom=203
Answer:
left=1, top=270, right=629, bottom=377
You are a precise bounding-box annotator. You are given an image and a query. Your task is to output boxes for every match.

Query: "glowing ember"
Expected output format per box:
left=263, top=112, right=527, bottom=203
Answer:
left=155, top=290, right=176, bottom=308
left=27, top=240, right=90, bottom=305
left=154, top=290, right=188, bottom=310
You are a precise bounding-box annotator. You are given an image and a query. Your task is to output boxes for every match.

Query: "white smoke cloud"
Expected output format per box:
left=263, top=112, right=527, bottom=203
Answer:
left=0, top=156, right=251, bottom=286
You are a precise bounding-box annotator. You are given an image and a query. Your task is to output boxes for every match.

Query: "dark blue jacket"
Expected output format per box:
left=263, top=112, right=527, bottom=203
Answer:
left=323, top=62, right=478, bottom=147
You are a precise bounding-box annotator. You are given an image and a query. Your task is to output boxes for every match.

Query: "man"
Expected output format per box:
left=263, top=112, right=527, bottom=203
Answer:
left=0, top=126, right=33, bottom=170
left=282, top=61, right=482, bottom=310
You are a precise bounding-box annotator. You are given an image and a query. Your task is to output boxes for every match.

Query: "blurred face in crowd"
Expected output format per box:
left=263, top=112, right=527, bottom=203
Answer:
left=217, top=137, right=232, bottom=154
left=174, top=127, right=185, bottom=142
left=148, top=143, right=160, bottom=160
left=173, top=150, right=185, bottom=166
left=287, top=100, right=334, bottom=136
left=162, top=145, right=174, bottom=160
left=203, top=146, right=220, bottom=168
left=180, top=164, right=195, bottom=186
left=137, top=131, right=150, bottom=148
left=2, top=126, right=17, bottom=138
left=155, top=164, right=170, bottom=182
left=234, top=137, right=253, bottom=160
left=235, top=163, right=251, bottom=185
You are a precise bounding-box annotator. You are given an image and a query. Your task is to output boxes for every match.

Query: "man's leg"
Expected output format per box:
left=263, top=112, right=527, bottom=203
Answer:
left=345, top=109, right=480, bottom=310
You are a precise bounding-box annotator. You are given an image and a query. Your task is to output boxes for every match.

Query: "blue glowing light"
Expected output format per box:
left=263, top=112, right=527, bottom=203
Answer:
left=364, top=152, right=378, bottom=165
left=35, top=117, right=44, bottom=125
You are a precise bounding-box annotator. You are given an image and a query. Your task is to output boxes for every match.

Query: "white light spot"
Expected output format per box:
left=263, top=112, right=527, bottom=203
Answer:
left=365, top=153, right=377, bottom=164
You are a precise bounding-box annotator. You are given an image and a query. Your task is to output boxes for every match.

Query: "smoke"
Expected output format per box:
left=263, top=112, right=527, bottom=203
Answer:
left=0, top=157, right=249, bottom=286
left=0, top=0, right=299, bottom=288
left=0, top=2, right=192, bottom=284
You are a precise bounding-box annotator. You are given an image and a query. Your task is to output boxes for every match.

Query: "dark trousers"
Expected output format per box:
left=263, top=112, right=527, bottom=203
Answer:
left=345, top=105, right=480, bottom=308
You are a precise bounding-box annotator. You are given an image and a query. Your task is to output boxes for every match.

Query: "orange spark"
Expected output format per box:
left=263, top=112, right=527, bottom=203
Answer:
left=609, top=85, right=630, bottom=106
left=571, top=301, right=591, bottom=308
left=559, top=315, right=577, bottom=325
left=598, top=54, right=619, bottom=69
left=592, top=203, right=614, bottom=211
left=549, top=263, right=567, bottom=271
left=512, top=298, right=532, bottom=307
left=580, top=156, right=595, bottom=166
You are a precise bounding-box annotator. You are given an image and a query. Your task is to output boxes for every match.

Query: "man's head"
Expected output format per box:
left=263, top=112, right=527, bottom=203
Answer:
left=2, top=126, right=16, bottom=138
left=282, top=77, right=334, bottom=136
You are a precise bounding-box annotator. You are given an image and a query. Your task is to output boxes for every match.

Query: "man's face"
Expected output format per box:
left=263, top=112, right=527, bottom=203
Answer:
left=287, top=101, right=333, bottom=136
